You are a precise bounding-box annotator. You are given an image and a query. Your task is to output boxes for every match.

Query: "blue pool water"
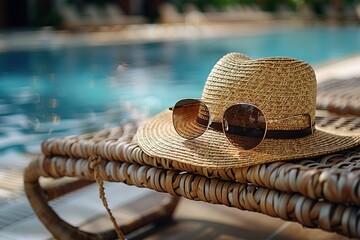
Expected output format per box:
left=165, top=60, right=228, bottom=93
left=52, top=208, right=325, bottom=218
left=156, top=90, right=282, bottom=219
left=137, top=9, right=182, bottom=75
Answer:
left=1, top=26, right=360, bottom=160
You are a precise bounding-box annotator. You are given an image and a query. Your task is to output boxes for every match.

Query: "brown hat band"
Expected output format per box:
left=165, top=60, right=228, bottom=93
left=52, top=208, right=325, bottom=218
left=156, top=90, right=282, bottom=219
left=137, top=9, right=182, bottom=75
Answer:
left=197, top=117, right=315, bottom=139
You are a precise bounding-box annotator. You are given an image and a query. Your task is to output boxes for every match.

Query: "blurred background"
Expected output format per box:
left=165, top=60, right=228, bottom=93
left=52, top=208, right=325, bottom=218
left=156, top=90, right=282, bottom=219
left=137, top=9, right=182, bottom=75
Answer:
left=1, top=0, right=360, bottom=239
left=0, top=0, right=359, bottom=29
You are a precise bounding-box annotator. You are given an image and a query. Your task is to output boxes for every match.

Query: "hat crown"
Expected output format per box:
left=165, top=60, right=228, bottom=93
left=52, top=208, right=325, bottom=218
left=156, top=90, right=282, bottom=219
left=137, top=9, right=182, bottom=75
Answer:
left=200, top=53, right=317, bottom=130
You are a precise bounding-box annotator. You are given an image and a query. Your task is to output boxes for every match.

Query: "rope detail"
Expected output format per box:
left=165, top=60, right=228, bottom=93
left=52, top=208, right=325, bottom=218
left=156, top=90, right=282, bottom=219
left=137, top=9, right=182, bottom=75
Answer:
left=90, top=155, right=125, bottom=240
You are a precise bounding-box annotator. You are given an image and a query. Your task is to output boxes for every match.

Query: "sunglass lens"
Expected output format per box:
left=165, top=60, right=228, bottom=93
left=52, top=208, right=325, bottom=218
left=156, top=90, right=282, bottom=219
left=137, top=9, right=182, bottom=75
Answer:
left=223, top=104, right=266, bottom=150
left=172, top=99, right=209, bottom=139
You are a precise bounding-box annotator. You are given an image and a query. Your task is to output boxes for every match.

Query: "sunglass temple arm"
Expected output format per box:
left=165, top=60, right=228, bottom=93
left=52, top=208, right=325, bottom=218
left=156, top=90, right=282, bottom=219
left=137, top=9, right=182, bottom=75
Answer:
left=270, top=113, right=314, bottom=134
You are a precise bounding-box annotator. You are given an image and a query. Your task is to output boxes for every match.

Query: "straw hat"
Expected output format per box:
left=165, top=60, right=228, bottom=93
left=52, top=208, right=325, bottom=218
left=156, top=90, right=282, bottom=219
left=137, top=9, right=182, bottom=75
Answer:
left=136, top=53, right=360, bottom=168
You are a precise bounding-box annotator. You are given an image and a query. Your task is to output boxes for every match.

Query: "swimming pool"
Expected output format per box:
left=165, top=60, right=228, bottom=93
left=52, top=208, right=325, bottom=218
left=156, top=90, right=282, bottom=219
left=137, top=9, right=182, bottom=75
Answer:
left=1, top=25, right=360, bottom=163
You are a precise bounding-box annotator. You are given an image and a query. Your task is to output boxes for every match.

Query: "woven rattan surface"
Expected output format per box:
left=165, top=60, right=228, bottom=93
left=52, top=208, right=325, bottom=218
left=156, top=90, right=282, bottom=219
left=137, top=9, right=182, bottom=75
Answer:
left=25, top=115, right=360, bottom=239
left=28, top=153, right=360, bottom=238
left=41, top=116, right=360, bottom=206
left=317, top=77, right=360, bottom=116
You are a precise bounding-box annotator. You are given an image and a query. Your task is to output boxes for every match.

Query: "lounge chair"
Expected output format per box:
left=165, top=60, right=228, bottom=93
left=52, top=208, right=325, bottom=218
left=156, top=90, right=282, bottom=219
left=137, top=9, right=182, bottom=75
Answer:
left=24, top=74, right=360, bottom=239
left=317, top=77, right=360, bottom=116
left=104, top=4, right=146, bottom=26
left=24, top=115, right=360, bottom=239
left=84, top=5, right=107, bottom=29
left=60, top=5, right=89, bottom=31
left=203, top=4, right=273, bottom=23
left=158, top=3, right=184, bottom=24
left=104, top=4, right=127, bottom=27
left=183, top=3, right=208, bottom=25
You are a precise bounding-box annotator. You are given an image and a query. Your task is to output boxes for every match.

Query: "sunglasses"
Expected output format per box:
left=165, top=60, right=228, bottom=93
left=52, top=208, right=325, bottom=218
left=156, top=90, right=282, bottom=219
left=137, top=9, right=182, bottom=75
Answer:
left=169, top=99, right=315, bottom=150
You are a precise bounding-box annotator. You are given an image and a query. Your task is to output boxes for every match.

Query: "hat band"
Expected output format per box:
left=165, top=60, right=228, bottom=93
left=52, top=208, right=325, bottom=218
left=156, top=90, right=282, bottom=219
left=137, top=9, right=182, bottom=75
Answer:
left=197, top=117, right=315, bottom=139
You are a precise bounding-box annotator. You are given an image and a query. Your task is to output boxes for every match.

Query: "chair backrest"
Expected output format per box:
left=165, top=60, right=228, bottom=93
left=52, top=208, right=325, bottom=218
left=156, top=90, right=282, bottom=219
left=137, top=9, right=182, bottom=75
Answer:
left=105, top=4, right=126, bottom=25
left=159, top=3, right=184, bottom=23
left=84, top=5, right=105, bottom=26
left=61, top=5, right=84, bottom=27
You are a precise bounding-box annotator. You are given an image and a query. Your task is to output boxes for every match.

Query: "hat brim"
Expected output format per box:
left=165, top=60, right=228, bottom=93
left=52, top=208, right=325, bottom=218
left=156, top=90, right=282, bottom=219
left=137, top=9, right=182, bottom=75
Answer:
left=136, top=110, right=360, bottom=169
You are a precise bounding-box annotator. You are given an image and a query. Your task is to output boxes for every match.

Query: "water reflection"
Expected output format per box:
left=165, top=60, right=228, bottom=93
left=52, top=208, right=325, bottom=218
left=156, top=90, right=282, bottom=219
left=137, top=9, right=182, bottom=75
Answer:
left=0, top=42, right=205, bottom=165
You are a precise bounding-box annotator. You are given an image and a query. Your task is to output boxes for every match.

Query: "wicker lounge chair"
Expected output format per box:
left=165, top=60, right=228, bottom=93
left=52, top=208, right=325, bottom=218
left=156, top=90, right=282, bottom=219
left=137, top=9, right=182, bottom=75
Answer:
left=24, top=51, right=360, bottom=239
left=24, top=113, right=360, bottom=239
left=317, top=77, right=360, bottom=116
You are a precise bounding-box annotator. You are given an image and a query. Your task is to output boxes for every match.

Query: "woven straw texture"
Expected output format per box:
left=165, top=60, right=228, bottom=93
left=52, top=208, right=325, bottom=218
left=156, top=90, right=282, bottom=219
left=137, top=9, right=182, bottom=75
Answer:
left=201, top=53, right=316, bottom=130
left=136, top=53, right=360, bottom=168
left=25, top=115, right=360, bottom=239
left=317, top=77, right=360, bottom=116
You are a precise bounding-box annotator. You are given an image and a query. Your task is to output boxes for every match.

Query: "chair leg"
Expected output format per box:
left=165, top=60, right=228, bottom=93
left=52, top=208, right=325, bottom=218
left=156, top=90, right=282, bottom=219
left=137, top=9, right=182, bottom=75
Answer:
left=24, top=158, right=180, bottom=240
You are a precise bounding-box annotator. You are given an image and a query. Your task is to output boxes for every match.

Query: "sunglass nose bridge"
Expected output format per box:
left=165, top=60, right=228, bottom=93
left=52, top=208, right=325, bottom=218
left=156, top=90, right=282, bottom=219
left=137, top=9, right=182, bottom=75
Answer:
left=223, top=119, right=229, bottom=131
left=208, top=116, right=214, bottom=127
